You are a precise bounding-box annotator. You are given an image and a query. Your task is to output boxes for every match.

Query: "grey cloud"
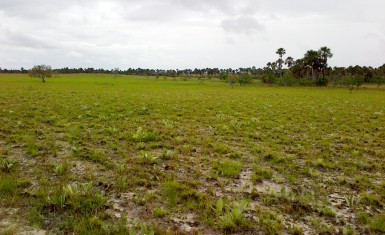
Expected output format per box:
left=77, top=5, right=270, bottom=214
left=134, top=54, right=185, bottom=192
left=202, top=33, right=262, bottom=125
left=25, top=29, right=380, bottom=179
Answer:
left=221, top=16, right=264, bottom=35
left=1, top=29, right=59, bottom=49
left=1, top=0, right=385, bottom=69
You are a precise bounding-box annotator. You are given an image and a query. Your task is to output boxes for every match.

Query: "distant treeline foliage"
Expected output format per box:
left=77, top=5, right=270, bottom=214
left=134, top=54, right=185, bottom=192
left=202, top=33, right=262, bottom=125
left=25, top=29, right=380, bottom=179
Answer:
left=1, top=47, right=384, bottom=87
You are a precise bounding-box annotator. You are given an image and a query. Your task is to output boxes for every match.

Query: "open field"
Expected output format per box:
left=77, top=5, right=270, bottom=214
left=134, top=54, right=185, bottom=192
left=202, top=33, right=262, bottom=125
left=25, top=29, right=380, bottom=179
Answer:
left=0, top=74, right=384, bottom=234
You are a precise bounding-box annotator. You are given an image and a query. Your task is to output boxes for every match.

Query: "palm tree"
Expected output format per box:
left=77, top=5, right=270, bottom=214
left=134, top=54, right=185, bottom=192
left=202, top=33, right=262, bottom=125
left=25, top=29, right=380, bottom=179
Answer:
left=304, top=50, right=321, bottom=81
left=285, top=56, right=294, bottom=68
left=318, top=47, right=333, bottom=78
left=276, top=48, right=286, bottom=77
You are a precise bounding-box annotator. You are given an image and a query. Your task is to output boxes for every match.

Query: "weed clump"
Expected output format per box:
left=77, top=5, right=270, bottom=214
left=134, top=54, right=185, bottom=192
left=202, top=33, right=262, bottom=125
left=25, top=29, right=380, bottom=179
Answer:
left=128, top=127, right=156, bottom=142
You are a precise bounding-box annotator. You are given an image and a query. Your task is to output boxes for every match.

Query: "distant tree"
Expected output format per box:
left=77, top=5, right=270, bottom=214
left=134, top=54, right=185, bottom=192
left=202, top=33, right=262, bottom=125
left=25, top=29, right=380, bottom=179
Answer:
left=266, top=61, right=278, bottom=75
left=238, top=73, right=252, bottom=85
left=318, top=47, right=333, bottom=78
left=227, top=75, right=238, bottom=88
left=373, top=75, right=384, bottom=88
left=285, top=56, right=294, bottom=69
left=276, top=48, right=286, bottom=77
left=113, top=68, right=120, bottom=77
left=20, top=67, right=27, bottom=74
left=219, top=72, right=228, bottom=81
left=344, top=75, right=364, bottom=94
left=304, top=50, right=322, bottom=82
left=262, top=72, right=277, bottom=86
left=290, top=59, right=305, bottom=80
left=29, top=65, right=52, bottom=83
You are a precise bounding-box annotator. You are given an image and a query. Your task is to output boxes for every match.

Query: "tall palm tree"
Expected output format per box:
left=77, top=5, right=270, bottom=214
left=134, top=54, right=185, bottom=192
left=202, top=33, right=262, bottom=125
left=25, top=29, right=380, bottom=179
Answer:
left=304, top=50, right=321, bottom=81
left=318, top=47, right=333, bottom=78
left=276, top=48, right=286, bottom=77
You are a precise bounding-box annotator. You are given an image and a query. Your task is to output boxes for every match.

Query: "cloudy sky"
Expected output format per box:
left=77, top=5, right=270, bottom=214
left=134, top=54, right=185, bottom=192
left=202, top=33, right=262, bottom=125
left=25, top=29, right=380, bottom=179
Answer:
left=1, top=0, right=384, bottom=69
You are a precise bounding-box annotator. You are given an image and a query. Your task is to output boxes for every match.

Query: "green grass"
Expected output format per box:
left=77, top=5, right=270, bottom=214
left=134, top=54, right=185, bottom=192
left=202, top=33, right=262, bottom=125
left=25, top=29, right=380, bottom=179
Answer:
left=215, top=158, right=243, bottom=178
left=0, top=73, right=384, bottom=234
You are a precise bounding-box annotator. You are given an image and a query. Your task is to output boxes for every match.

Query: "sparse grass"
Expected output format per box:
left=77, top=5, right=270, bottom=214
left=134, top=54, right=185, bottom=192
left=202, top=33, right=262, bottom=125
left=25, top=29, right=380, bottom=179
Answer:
left=289, top=225, right=304, bottom=235
left=251, top=165, right=273, bottom=183
left=0, top=176, right=17, bottom=197
left=370, top=214, right=385, bottom=232
left=0, top=74, right=384, bottom=234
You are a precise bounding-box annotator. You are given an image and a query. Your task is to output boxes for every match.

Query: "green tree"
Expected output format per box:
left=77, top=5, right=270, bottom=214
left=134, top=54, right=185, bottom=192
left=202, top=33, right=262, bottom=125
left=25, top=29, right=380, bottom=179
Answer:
left=29, top=65, right=52, bottom=83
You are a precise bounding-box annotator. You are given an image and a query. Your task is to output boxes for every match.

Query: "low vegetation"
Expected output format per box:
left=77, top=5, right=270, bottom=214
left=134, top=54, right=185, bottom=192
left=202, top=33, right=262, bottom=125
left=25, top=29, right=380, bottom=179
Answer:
left=0, top=73, right=384, bottom=234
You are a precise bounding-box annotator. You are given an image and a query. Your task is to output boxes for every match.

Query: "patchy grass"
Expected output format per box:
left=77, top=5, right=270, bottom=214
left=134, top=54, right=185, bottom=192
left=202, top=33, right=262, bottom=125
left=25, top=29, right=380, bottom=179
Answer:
left=0, top=73, right=384, bottom=234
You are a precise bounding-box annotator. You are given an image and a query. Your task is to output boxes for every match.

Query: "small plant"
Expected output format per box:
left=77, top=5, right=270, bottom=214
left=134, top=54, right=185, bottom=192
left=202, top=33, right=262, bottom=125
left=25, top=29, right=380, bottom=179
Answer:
left=307, top=168, right=320, bottom=178
left=26, top=143, right=39, bottom=157
left=163, top=181, right=180, bottom=206
left=153, top=206, right=168, bottom=218
left=360, top=193, right=382, bottom=207
left=137, top=223, right=154, bottom=235
left=312, top=158, right=334, bottom=169
left=0, top=157, right=17, bottom=173
left=317, top=206, right=336, bottom=217
left=342, top=226, right=354, bottom=235
left=52, top=191, right=67, bottom=209
left=214, top=198, right=224, bottom=215
left=137, top=152, right=158, bottom=165
left=220, top=212, right=236, bottom=231
left=344, top=195, right=360, bottom=210
left=54, top=162, right=69, bottom=176
left=114, top=176, right=129, bottom=192
left=115, top=162, right=127, bottom=174
left=357, top=212, right=370, bottom=224
left=215, top=199, right=249, bottom=232
left=257, top=209, right=283, bottom=235
left=129, top=127, right=156, bottom=142
left=161, top=119, right=176, bottom=128
left=160, top=149, right=175, bottom=160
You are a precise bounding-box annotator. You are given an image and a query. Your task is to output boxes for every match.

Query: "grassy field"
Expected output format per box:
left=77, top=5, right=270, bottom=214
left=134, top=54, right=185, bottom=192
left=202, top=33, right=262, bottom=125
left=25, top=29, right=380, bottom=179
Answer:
left=0, top=74, right=384, bottom=234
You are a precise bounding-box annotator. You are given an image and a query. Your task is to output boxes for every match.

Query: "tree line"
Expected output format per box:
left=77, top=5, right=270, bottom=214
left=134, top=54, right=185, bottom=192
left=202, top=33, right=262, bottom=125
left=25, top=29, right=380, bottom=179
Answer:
left=1, top=47, right=384, bottom=87
left=263, top=47, right=384, bottom=87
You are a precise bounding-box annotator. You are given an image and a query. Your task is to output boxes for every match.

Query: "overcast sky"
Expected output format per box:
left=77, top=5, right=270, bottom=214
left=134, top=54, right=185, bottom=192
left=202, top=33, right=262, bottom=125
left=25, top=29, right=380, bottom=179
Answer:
left=1, top=0, right=384, bottom=69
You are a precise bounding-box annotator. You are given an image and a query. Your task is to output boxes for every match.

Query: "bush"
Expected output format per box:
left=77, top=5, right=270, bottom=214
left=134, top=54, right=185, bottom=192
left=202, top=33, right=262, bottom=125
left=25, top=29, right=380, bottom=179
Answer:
left=316, top=77, right=328, bottom=86
left=262, top=73, right=278, bottom=85
left=277, top=71, right=298, bottom=86
left=238, top=73, right=253, bottom=85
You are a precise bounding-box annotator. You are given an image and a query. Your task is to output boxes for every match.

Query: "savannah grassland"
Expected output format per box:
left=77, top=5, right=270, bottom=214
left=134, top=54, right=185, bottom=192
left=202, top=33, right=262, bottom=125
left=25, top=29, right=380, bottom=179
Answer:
left=0, top=73, right=384, bottom=235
